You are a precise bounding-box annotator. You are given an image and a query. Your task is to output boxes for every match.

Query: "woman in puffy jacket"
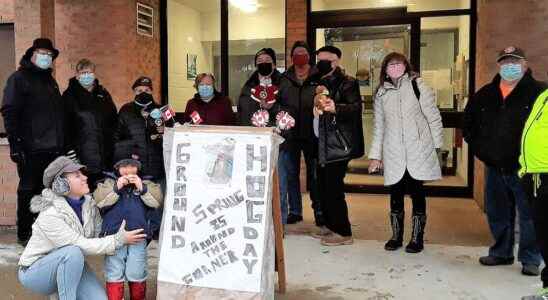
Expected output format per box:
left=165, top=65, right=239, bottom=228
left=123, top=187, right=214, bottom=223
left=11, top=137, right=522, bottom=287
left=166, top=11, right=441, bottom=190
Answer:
left=17, top=156, right=146, bottom=300
left=368, top=52, right=443, bottom=253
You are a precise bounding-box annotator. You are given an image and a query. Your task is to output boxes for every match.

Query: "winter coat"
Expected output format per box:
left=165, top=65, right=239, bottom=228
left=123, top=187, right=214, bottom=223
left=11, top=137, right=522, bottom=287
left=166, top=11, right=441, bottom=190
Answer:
left=113, top=101, right=165, bottom=180
left=63, top=77, right=118, bottom=175
left=183, top=92, right=235, bottom=125
left=94, top=176, right=163, bottom=237
left=1, top=56, right=65, bottom=156
left=278, top=66, right=317, bottom=146
left=463, top=70, right=546, bottom=171
left=369, top=74, right=443, bottom=186
left=237, top=69, right=283, bottom=127
left=310, top=68, right=365, bottom=164
left=18, top=189, right=119, bottom=267
left=520, top=88, right=548, bottom=176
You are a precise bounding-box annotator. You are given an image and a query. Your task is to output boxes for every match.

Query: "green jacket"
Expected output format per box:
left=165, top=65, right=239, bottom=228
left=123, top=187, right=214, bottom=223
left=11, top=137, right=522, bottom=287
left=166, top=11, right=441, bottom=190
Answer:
left=519, top=89, right=548, bottom=176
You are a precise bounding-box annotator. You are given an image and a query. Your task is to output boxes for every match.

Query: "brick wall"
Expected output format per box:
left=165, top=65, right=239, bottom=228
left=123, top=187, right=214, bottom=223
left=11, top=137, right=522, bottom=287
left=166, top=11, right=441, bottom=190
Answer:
left=473, top=0, right=548, bottom=206
left=0, top=0, right=14, bottom=23
left=285, top=0, right=308, bottom=63
left=54, top=0, right=161, bottom=108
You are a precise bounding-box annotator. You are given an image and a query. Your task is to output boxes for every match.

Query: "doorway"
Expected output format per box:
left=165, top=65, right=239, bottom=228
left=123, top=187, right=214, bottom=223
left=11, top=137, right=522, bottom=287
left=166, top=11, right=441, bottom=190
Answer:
left=309, top=8, right=473, bottom=197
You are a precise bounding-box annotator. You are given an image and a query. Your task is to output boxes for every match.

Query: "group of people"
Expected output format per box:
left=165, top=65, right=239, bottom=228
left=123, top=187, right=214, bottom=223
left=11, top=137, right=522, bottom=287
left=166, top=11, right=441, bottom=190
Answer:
left=464, top=46, right=548, bottom=300
left=2, top=36, right=547, bottom=300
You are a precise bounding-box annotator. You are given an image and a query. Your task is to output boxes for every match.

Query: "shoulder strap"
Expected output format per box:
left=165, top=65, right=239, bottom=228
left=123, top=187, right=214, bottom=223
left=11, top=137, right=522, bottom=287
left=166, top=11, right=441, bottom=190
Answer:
left=411, top=78, right=420, bottom=100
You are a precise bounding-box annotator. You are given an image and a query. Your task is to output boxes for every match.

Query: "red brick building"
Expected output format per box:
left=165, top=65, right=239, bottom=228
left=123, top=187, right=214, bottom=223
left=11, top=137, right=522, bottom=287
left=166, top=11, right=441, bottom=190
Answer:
left=0, top=0, right=547, bottom=225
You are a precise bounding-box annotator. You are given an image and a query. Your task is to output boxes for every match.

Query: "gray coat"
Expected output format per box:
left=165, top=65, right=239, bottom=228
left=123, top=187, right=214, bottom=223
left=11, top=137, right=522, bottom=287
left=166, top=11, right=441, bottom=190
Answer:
left=369, top=74, right=443, bottom=186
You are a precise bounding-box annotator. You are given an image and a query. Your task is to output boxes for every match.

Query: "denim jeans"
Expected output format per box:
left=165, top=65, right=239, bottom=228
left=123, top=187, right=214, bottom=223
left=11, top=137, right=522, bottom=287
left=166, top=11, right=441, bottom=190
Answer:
left=485, top=166, right=541, bottom=266
left=104, top=241, right=147, bottom=282
left=278, top=149, right=303, bottom=224
left=18, top=245, right=107, bottom=300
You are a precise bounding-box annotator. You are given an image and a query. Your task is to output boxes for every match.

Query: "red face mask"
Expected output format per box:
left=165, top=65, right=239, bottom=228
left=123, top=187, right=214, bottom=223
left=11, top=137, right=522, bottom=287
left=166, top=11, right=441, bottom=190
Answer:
left=292, top=54, right=309, bottom=66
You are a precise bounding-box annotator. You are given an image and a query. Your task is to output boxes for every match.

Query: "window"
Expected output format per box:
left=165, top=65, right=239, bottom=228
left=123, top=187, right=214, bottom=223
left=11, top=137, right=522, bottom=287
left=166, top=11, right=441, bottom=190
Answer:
left=167, top=0, right=221, bottom=112
left=228, top=0, right=286, bottom=101
left=137, top=3, right=154, bottom=37
left=311, top=0, right=470, bottom=12
left=0, top=24, right=15, bottom=138
left=420, top=15, right=471, bottom=186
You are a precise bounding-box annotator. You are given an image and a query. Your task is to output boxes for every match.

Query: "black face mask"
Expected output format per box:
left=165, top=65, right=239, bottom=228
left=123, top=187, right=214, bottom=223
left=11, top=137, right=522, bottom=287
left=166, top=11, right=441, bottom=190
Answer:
left=257, top=63, right=273, bottom=76
left=317, top=60, right=333, bottom=76
left=135, top=92, right=153, bottom=106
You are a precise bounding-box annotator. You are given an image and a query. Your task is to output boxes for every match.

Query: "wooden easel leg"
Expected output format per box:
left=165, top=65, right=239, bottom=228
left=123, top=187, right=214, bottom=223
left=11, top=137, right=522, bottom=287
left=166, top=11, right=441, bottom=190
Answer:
left=272, top=169, right=286, bottom=294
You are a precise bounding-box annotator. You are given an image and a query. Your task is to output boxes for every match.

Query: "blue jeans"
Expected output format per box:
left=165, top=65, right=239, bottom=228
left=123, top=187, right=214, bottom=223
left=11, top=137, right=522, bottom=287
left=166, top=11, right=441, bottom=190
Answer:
left=104, top=241, right=147, bottom=282
left=485, top=166, right=541, bottom=266
left=18, top=245, right=107, bottom=300
left=278, top=149, right=303, bottom=224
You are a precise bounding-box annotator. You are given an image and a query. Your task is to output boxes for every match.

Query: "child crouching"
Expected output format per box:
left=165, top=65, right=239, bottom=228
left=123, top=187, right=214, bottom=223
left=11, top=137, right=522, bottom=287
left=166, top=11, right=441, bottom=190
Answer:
left=94, top=158, right=163, bottom=300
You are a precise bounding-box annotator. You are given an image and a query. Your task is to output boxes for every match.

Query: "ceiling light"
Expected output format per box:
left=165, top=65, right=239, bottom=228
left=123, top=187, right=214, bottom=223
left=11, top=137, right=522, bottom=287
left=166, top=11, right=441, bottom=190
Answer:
left=229, top=0, right=259, bottom=13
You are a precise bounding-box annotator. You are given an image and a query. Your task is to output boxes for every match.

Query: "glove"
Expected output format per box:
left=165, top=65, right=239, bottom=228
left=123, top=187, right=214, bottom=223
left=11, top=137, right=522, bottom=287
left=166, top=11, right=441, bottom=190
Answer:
left=8, top=137, right=25, bottom=164
left=275, top=111, right=295, bottom=131
left=66, top=149, right=80, bottom=163
left=114, top=220, right=128, bottom=249
left=251, top=109, right=270, bottom=127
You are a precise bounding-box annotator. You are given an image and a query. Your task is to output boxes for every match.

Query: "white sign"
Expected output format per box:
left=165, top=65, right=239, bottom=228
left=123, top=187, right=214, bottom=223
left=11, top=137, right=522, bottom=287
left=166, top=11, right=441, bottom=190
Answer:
left=158, top=128, right=277, bottom=294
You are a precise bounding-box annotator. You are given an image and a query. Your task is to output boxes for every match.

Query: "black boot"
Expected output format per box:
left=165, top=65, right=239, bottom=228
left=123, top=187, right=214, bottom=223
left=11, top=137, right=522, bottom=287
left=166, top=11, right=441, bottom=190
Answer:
left=384, top=211, right=404, bottom=251
left=406, top=214, right=427, bottom=253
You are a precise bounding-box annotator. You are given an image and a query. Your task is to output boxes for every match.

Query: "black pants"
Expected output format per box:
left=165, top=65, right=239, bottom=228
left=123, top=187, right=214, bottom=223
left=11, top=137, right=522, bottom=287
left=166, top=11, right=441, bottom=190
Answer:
left=390, top=170, right=426, bottom=215
left=317, top=160, right=351, bottom=237
left=523, top=173, right=548, bottom=287
left=16, top=152, right=59, bottom=241
left=292, top=138, right=324, bottom=226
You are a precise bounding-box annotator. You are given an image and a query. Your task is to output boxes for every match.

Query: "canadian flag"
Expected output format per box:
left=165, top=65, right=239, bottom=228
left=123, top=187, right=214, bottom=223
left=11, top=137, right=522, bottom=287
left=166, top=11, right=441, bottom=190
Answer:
left=161, top=106, right=175, bottom=121
left=190, top=111, right=203, bottom=124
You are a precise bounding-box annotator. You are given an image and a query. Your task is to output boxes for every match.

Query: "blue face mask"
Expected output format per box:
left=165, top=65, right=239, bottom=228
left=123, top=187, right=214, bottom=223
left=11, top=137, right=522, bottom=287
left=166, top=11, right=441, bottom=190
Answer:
left=78, top=73, right=95, bottom=87
left=35, top=53, right=52, bottom=70
left=198, top=85, right=214, bottom=100
left=499, top=63, right=523, bottom=81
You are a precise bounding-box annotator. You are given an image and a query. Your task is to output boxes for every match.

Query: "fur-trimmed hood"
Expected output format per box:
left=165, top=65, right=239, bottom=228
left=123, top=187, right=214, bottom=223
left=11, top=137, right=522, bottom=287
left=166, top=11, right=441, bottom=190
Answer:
left=30, top=189, right=93, bottom=214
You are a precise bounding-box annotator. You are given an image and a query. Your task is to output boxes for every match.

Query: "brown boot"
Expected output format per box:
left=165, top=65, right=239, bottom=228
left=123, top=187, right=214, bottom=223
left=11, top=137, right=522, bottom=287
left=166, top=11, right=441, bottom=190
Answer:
left=311, top=226, right=332, bottom=239
left=320, top=233, right=353, bottom=246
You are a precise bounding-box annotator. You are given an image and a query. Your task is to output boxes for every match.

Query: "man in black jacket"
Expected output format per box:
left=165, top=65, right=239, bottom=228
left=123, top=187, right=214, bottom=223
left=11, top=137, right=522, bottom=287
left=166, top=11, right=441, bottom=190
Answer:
left=113, top=77, right=165, bottom=181
left=63, top=58, right=118, bottom=191
left=1, top=38, right=65, bottom=245
left=464, top=46, right=544, bottom=276
left=310, top=45, right=364, bottom=246
left=278, top=41, right=324, bottom=226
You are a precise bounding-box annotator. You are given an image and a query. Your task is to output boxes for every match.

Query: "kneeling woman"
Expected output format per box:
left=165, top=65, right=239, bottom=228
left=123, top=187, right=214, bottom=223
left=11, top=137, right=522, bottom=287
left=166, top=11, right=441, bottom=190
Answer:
left=18, top=156, right=146, bottom=299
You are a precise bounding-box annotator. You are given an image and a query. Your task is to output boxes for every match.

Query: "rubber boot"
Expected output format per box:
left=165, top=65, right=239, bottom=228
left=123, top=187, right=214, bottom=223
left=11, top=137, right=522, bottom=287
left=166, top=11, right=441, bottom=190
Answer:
left=129, top=281, right=146, bottom=300
left=406, top=214, right=427, bottom=253
left=384, top=211, right=404, bottom=251
left=106, top=282, right=124, bottom=300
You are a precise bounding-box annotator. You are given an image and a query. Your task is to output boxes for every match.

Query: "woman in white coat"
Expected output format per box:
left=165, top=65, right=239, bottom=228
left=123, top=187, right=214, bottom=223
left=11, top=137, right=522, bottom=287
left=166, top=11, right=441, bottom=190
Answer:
left=368, top=52, right=443, bottom=253
left=17, top=156, right=146, bottom=300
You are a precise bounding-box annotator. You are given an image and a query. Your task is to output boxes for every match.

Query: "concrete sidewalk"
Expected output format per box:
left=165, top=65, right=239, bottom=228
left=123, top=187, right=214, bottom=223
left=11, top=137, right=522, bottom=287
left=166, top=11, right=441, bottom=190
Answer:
left=0, top=231, right=541, bottom=300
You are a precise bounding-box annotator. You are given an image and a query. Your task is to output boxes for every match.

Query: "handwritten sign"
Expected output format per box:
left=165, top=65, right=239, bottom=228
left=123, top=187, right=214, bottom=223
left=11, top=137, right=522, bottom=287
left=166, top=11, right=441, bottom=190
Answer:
left=158, top=126, right=281, bottom=296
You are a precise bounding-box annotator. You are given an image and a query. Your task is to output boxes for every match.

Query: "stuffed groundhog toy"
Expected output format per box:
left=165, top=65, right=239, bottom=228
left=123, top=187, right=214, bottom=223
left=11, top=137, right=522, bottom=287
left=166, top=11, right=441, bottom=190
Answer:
left=314, top=85, right=330, bottom=115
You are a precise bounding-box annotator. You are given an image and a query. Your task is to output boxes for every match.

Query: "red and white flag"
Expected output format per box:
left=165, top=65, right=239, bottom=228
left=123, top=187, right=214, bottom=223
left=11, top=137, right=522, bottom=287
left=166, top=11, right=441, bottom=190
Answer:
left=190, top=111, right=203, bottom=124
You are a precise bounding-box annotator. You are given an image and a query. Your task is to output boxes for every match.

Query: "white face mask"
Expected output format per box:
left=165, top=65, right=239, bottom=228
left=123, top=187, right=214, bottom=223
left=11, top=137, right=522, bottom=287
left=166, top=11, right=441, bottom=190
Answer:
left=35, top=53, right=53, bottom=69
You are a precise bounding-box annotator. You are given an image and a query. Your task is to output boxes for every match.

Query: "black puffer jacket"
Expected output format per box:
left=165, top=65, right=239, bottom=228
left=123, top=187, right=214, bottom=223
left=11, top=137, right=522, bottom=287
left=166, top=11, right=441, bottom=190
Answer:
left=310, top=68, right=365, bottom=164
left=113, top=101, right=165, bottom=180
left=1, top=56, right=65, bottom=155
left=463, top=70, right=546, bottom=170
left=278, top=67, right=316, bottom=144
left=63, top=77, right=118, bottom=175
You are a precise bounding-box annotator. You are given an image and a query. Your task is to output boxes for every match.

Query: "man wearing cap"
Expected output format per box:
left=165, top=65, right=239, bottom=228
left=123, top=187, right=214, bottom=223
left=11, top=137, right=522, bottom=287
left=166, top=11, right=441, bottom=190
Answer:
left=464, top=46, right=546, bottom=275
left=17, top=156, right=146, bottom=299
left=310, top=45, right=364, bottom=246
left=113, top=76, right=165, bottom=181
left=1, top=38, right=66, bottom=245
